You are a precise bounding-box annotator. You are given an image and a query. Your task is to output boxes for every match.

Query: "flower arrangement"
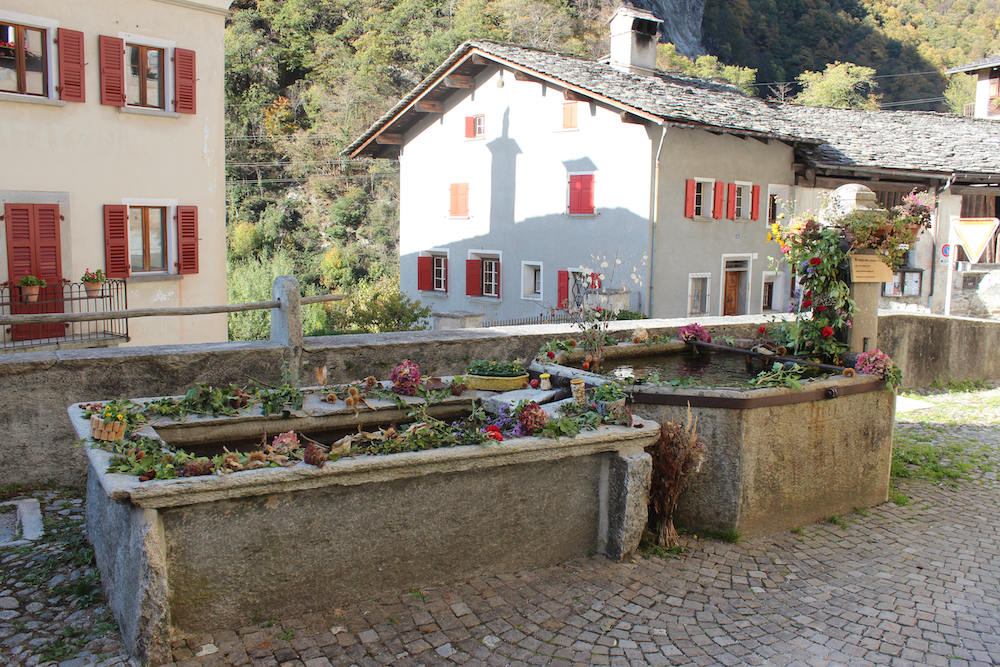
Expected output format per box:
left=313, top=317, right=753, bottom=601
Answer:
left=390, top=360, right=421, bottom=396
left=81, top=268, right=106, bottom=283
left=854, top=349, right=903, bottom=392
left=677, top=323, right=711, bottom=343
left=467, top=360, right=525, bottom=377
left=18, top=274, right=46, bottom=288
left=593, top=382, right=626, bottom=402
left=516, top=401, right=549, bottom=434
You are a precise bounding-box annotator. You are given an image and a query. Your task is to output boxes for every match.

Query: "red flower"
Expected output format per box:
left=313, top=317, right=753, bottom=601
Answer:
left=546, top=350, right=555, bottom=359
left=816, top=305, right=826, bottom=312
left=484, top=425, right=503, bottom=441
left=529, top=378, right=539, bottom=389
left=810, top=257, right=822, bottom=265
left=802, top=299, right=812, bottom=308
left=758, top=326, right=766, bottom=335
left=821, top=326, right=834, bottom=338
left=595, top=306, right=602, bottom=312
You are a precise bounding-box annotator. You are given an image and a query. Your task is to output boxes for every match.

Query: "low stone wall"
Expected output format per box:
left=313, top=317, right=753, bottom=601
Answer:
left=878, top=313, right=1000, bottom=388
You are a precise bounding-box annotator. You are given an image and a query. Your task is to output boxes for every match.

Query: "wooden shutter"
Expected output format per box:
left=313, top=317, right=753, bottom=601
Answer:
left=98, top=35, right=124, bottom=106
left=465, top=116, right=475, bottom=138
left=4, top=204, right=35, bottom=283
left=751, top=185, right=761, bottom=221
left=713, top=182, right=724, bottom=219
left=173, top=48, right=197, bottom=114
left=684, top=179, right=696, bottom=218
left=493, top=260, right=500, bottom=298
left=465, top=259, right=482, bottom=296
left=569, top=174, right=594, bottom=214
left=563, top=102, right=577, bottom=129
left=449, top=183, right=468, bottom=217
left=727, top=183, right=737, bottom=220
left=33, top=205, right=63, bottom=283
left=590, top=272, right=602, bottom=289
left=176, top=206, right=199, bottom=274
left=557, top=270, right=569, bottom=309
left=417, top=256, right=433, bottom=291
left=103, top=205, right=130, bottom=277
left=57, top=28, right=86, bottom=103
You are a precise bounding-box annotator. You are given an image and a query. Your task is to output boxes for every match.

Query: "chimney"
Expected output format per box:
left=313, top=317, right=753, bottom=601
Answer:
left=609, top=5, right=663, bottom=75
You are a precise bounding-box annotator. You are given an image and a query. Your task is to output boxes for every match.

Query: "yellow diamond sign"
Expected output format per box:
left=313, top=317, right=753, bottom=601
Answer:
left=954, top=217, right=999, bottom=263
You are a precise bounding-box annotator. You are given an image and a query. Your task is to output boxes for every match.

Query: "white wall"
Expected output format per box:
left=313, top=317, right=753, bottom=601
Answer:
left=973, top=70, right=999, bottom=119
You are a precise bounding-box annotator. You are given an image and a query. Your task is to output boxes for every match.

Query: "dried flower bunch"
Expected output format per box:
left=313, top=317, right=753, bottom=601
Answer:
left=854, top=349, right=903, bottom=392
left=390, top=359, right=421, bottom=396
left=677, top=323, right=711, bottom=344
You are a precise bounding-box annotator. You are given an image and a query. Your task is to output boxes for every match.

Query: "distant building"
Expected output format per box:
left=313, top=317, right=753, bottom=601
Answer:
left=0, top=0, right=231, bottom=349
left=946, top=55, right=1000, bottom=120
left=346, top=8, right=1000, bottom=323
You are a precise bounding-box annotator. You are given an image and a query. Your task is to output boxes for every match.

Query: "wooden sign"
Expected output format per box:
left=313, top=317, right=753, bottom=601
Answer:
left=849, top=253, right=894, bottom=283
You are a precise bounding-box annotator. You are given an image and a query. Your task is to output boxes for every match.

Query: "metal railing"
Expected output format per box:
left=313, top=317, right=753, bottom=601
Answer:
left=1, top=281, right=128, bottom=352
left=482, top=312, right=578, bottom=328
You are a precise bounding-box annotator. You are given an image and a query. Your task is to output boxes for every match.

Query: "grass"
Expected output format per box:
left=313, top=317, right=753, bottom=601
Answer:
left=854, top=507, right=870, bottom=517
left=828, top=515, right=848, bottom=529
left=683, top=528, right=741, bottom=543
left=889, top=486, right=911, bottom=506
left=409, top=590, right=427, bottom=601
left=276, top=629, right=295, bottom=641
left=891, top=430, right=994, bottom=485
left=640, top=541, right=687, bottom=559
left=39, top=626, right=89, bottom=662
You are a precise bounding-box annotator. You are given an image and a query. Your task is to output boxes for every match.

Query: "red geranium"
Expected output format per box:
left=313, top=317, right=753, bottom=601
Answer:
left=821, top=326, right=834, bottom=338
left=816, top=305, right=826, bottom=312
left=484, top=425, right=503, bottom=441
left=809, top=257, right=822, bottom=265
left=546, top=350, right=555, bottom=359
left=802, top=299, right=812, bottom=308
left=758, top=326, right=766, bottom=335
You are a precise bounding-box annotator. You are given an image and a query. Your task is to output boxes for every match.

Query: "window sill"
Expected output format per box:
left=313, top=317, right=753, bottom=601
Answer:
left=690, top=216, right=714, bottom=222
left=0, top=92, right=65, bottom=107
left=521, top=295, right=543, bottom=301
left=447, top=216, right=471, bottom=220
left=554, top=128, right=579, bottom=133
left=566, top=212, right=599, bottom=218
left=470, top=295, right=500, bottom=301
left=127, top=273, right=182, bottom=283
left=418, top=290, right=449, bottom=297
left=119, top=106, right=181, bottom=119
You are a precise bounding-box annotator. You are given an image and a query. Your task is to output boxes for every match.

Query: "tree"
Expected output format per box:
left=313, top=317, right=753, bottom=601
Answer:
left=656, top=43, right=758, bottom=94
left=794, top=61, right=881, bottom=110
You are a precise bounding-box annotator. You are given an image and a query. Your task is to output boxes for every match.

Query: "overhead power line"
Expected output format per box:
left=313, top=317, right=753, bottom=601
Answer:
left=750, top=69, right=941, bottom=88
left=879, top=96, right=948, bottom=108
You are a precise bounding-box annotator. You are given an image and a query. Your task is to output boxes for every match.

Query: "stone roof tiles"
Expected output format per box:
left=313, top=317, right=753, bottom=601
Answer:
left=945, top=55, right=1000, bottom=75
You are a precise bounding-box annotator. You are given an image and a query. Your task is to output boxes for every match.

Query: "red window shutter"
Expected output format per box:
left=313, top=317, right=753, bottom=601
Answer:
left=174, top=48, right=197, bottom=114
left=4, top=204, right=35, bottom=284
left=569, top=174, right=594, bottom=214
left=713, top=182, right=725, bottom=219
left=57, top=28, right=86, bottom=103
left=417, top=256, right=433, bottom=291
left=590, top=272, right=602, bottom=289
left=103, top=205, right=130, bottom=277
left=33, top=204, right=63, bottom=283
left=684, top=179, right=696, bottom=218
left=465, top=116, right=475, bottom=138
left=442, top=258, right=448, bottom=292
left=176, top=206, right=199, bottom=274
left=465, top=259, right=482, bottom=297
left=98, top=35, right=124, bottom=107
left=751, top=185, right=761, bottom=220
left=727, top=183, right=737, bottom=220
left=557, top=270, right=569, bottom=309
left=494, top=260, right=500, bottom=298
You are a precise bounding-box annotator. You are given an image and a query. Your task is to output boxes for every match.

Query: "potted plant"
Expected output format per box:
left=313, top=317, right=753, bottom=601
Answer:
left=592, top=382, right=627, bottom=418
left=85, top=399, right=146, bottom=442
left=18, top=275, right=46, bottom=303
left=81, top=268, right=106, bottom=298
left=464, top=360, right=529, bottom=391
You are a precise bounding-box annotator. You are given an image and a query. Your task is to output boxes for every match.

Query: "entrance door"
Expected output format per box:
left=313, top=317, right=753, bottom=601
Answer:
left=5, top=203, right=65, bottom=340
left=723, top=271, right=741, bottom=316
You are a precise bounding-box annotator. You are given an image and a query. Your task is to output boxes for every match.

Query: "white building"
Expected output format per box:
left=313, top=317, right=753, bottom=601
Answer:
left=946, top=55, right=1000, bottom=120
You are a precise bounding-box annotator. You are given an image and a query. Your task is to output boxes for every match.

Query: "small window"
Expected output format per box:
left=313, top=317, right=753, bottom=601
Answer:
left=768, top=194, right=779, bottom=223
left=128, top=206, right=168, bottom=272
left=0, top=21, right=48, bottom=96
left=732, top=183, right=752, bottom=220
left=762, top=280, right=774, bottom=311
left=432, top=255, right=447, bottom=292
left=126, top=43, right=164, bottom=108
left=482, top=257, right=499, bottom=297
left=568, top=173, right=595, bottom=215
left=562, top=102, right=577, bottom=129
left=522, top=262, right=542, bottom=299
left=688, top=274, right=709, bottom=316
left=694, top=181, right=713, bottom=218
left=449, top=183, right=469, bottom=217
left=465, top=114, right=485, bottom=138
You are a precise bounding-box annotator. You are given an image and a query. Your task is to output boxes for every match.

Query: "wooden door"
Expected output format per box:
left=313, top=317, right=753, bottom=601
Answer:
left=723, top=271, right=741, bottom=316
left=5, top=203, right=65, bottom=340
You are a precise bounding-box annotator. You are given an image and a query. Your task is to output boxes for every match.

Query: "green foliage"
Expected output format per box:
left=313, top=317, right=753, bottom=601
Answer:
left=253, top=380, right=305, bottom=415
left=747, top=362, right=806, bottom=390
left=592, top=382, right=627, bottom=402
left=227, top=249, right=296, bottom=341
left=18, top=274, right=45, bottom=287
left=656, top=43, right=758, bottom=94
left=467, top=360, right=525, bottom=377
left=614, top=309, right=648, bottom=321
left=795, top=61, right=880, bottom=109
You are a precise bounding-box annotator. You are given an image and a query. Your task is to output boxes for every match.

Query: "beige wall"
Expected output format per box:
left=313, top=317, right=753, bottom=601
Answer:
left=0, top=0, right=229, bottom=346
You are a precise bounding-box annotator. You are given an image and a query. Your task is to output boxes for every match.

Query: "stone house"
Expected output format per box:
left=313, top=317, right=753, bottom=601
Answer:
left=346, top=7, right=1000, bottom=322
left=946, top=55, right=1000, bottom=120
left=0, top=0, right=231, bottom=348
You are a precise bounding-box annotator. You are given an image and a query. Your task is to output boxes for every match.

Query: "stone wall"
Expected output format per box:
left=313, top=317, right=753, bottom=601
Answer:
left=878, top=313, right=1000, bottom=388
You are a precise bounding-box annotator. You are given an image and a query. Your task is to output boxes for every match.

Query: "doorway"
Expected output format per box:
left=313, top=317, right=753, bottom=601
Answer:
left=4, top=203, right=65, bottom=341
left=721, top=257, right=749, bottom=316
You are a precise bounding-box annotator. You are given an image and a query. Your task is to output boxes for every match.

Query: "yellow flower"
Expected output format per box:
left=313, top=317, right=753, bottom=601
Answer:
left=766, top=232, right=773, bottom=242
left=116, top=413, right=124, bottom=421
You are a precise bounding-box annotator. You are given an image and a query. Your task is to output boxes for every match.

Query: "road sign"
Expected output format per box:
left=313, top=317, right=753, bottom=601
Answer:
left=954, top=217, right=1000, bottom=263
left=941, top=244, right=950, bottom=257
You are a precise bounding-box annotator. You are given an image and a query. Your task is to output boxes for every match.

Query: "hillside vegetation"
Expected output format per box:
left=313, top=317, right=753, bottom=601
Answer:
left=223, top=0, right=998, bottom=339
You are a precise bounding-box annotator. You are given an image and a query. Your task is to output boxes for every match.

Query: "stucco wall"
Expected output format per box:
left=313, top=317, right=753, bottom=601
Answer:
left=399, top=66, right=655, bottom=321
left=974, top=70, right=999, bottom=119
left=0, top=0, right=228, bottom=346
left=651, top=126, right=796, bottom=318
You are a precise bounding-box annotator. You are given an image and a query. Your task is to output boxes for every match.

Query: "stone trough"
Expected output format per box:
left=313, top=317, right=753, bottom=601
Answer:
left=69, top=384, right=658, bottom=663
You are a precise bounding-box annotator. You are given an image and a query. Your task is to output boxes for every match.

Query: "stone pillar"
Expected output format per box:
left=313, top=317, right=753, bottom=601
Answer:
left=270, top=276, right=302, bottom=380
left=848, top=282, right=880, bottom=353
left=604, top=446, right=652, bottom=560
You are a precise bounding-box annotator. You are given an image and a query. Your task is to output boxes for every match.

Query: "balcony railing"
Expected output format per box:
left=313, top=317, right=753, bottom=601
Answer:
left=1, top=280, right=128, bottom=352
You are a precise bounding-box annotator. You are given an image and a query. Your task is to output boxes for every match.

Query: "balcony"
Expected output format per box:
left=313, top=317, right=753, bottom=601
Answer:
left=0, top=280, right=128, bottom=352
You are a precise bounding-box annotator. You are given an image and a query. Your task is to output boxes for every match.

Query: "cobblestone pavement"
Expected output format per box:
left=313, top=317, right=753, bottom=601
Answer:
left=3, top=389, right=999, bottom=667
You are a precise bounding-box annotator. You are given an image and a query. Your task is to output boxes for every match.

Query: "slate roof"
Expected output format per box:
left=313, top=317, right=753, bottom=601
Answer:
left=945, top=55, right=1000, bottom=75
left=346, top=40, right=1000, bottom=177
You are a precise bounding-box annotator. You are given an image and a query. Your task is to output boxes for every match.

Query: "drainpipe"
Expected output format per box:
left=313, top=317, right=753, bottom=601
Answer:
left=647, top=123, right=667, bottom=317
left=937, top=173, right=957, bottom=315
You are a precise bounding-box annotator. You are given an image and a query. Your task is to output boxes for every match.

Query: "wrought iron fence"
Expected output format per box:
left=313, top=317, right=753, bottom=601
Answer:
left=482, top=312, right=578, bottom=328
left=1, top=280, right=128, bottom=352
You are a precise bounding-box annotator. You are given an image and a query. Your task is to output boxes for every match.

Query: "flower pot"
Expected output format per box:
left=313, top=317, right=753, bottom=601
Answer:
left=463, top=374, right=529, bottom=391
left=595, top=397, right=627, bottom=418
left=90, top=415, right=127, bottom=442
left=84, top=281, right=103, bottom=298
left=20, top=285, right=40, bottom=303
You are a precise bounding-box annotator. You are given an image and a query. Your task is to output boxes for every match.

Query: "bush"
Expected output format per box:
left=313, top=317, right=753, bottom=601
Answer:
left=227, top=250, right=296, bottom=341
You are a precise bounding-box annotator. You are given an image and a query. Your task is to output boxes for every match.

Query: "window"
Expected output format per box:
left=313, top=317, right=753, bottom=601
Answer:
left=126, top=43, right=164, bottom=108
left=433, top=255, right=447, bottom=292
left=762, top=280, right=774, bottom=311
left=417, top=253, right=447, bottom=292
left=128, top=206, right=167, bottom=272
left=482, top=257, right=499, bottom=297
left=466, top=254, right=500, bottom=298
left=990, top=72, right=999, bottom=114
left=465, top=114, right=485, bottom=138
left=883, top=270, right=922, bottom=297
left=733, top=183, right=751, bottom=219
left=685, top=179, right=716, bottom=219
left=688, top=274, right=710, bottom=316
left=568, top=173, right=595, bottom=215
left=768, top=194, right=779, bottom=223
left=0, top=21, right=47, bottom=96
left=522, top=262, right=542, bottom=300
left=449, top=183, right=469, bottom=217
left=694, top=181, right=709, bottom=217
left=562, top=102, right=577, bottom=129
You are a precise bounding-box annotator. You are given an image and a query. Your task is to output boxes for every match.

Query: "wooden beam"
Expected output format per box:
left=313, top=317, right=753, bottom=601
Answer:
left=415, top=100, right=443, bottom=113
left=444, top=75, right=474, bottom=88
left=620, top=112, right=645, bottom=125
left=513, top=70, right=538, bottom=82
left=470, top=54, right=490, bottom=66
left=375, top=133, right=402, bottom=145
left=563, top=89, right=588, bottom=102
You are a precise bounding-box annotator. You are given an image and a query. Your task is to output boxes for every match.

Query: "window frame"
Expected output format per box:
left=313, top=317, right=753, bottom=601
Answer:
left=481, top=257, right=499, bottom=297
left=882, top=269, right=923, bottom=297
left=693, top=178, right=714, bottom=219
left=521, top=261, right=543, bottom=301
left=0, top=10, right=57, bottom=100
left=469, top=250, right=501, bottom=300
left=733, top=181, right=752, bottom=220
left=687, top=273, right=711, bottom=316
left=432, top=253, right=448, bottom=292
left=118, top=32, right=175, bottom=114
left=122, top=198, right=178, bottom=276
left=125, top=42, right=165, bottom=109
left=761, top=270, right=777, bottom=312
